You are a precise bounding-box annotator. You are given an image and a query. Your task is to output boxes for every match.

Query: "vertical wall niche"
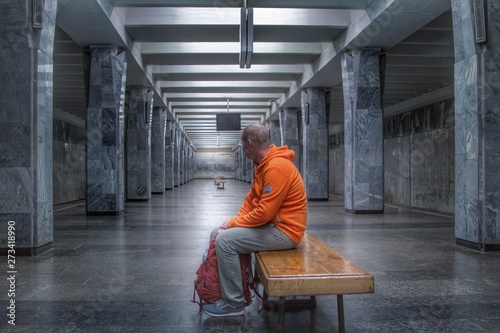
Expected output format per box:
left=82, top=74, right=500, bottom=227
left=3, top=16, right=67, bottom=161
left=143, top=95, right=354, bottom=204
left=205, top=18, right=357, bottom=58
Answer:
left=53, top=111, right=86, bottom=205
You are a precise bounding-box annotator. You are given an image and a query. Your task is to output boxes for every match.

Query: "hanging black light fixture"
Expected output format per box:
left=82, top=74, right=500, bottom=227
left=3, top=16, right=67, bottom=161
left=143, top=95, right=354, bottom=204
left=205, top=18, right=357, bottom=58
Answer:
left=239, top=0, right=253, bottom=68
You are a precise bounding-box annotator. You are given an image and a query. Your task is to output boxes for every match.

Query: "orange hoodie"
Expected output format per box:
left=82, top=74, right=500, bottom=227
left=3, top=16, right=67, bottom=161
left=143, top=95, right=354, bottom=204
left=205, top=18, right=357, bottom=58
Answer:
left=226, top=145, right=308, bottom=244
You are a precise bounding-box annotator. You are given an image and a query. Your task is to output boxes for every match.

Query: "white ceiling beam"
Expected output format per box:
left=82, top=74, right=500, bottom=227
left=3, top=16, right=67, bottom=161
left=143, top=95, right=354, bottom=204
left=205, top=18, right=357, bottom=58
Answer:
left=165, top=92, right=280, bottom=99
left=174, top=108, right=266, bottom=113
left=116, top=7, right=361, bottom=27
left=148, top=64, right=306, bottom=74
left=139, top=42, right=325, bottom=54
left=170, top=101, right=269, bottom=107
left=159, top=81, right=291, bottom=88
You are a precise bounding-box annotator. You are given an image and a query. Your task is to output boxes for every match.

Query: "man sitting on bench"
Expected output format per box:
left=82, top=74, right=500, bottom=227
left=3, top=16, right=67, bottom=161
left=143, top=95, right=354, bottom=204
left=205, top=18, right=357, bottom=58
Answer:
left=204, top=123, right=308, bottom=317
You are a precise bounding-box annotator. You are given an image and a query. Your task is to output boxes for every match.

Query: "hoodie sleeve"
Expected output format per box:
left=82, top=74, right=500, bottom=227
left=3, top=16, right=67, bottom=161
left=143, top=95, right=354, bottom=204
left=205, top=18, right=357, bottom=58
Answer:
left=227, top=162, right=290, bottom=228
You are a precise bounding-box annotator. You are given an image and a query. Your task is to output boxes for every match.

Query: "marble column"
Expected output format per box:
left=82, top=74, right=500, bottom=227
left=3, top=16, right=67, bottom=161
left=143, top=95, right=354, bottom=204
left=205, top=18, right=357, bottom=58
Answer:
left=452, top=0, right=500, bottom=250
left=174, top=125, right=181, bottom=187
left=183, top=136, right=188, bottom=183
left=188, top=144, right=195, bottom=181
left=165, top=121, right=174, bottom=190
left=235, top=145, right=242, bottom=180
left=267, top=120, right=282, bottom=146
left=186, top=144, right=191, bottom=182
left=86, top=46, right=127, bottom=214
left=279, top=108, right=301, bottom=171
left=151, top=107, right=166, bottom=194
left=341, top=49, right=384, bottom=214
left=179, top=133, right=185, bottom=185
left=301, top=88, right=329, bottom=200
left=239, top=145, right=244, bottom=180
left=126, top=87, right=153, bottom=200
left=246, top=155, right=253, bottom=183
left=0, top=0, right=57, bottom=255
left=242, top=154, right=247, bottom=182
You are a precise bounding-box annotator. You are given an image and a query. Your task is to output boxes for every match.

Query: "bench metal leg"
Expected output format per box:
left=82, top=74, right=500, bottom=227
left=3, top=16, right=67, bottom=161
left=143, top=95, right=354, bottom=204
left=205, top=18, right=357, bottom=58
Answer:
left=278, top=297, right=285, bottom=328
left=337, top=294, right=345, bottom=333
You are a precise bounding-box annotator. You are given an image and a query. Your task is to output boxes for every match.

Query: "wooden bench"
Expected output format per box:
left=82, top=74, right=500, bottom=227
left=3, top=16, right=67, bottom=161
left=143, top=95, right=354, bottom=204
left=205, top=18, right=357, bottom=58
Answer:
left=214, top=178, right=225, bottom=189
left=254, top=233, right=374, bottom=332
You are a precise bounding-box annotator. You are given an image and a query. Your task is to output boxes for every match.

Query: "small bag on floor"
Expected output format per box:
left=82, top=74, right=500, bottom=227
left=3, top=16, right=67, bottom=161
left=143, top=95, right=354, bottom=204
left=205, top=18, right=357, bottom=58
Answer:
left=192, top=230, right=257, bottom=310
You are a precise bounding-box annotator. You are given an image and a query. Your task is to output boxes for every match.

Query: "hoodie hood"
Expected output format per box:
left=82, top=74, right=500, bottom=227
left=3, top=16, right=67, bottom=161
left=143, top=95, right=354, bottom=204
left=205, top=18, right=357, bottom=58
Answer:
left=258, top=144, right=295, bottom=168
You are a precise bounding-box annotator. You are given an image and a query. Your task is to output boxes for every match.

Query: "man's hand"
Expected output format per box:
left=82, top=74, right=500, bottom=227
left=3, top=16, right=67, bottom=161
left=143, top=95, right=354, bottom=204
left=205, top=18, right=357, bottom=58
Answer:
left=220, top=219, right=230, bottom=230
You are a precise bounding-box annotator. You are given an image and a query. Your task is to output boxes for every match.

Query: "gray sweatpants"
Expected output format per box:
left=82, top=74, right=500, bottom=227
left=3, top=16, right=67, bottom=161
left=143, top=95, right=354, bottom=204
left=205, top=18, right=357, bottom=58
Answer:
left=210, top=223, right=297, bottom=307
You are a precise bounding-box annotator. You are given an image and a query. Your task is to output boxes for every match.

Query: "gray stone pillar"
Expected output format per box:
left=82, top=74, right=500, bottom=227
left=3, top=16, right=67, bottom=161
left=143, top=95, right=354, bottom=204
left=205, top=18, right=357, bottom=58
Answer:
left=235, top=145, right=242, bottom=180
left=243, top=154, right=247, bottom=182
left=187, top=144, right=192, bottom=181
left=126, top=87, right=153, bottom=200
left=86, top=47, right=127, bottom=214
left=184, top=136, right=188, bottom=183
left=0, top=0, right=57, bottom=255
left=267, top=120, right=282, bottom=146
left=341, top=49, right=384, bottom=213
left=246, top=155, right=253, bottom=183
left=151, top=107, right=166, bottom=194
left=301, top=88, right=329, bottom=200
left=174, top=125, right=181, bottom=187
left=189, top=145, right=195, bottom=181
left=179, top=134, right=185, bottom=185
left=165, top=121, right=174, bottom=190
left=452, top=0, right=500, bottom=250
left=239, top=145, right=244, bottom=180
left=279, top=108, right=301, bottom=171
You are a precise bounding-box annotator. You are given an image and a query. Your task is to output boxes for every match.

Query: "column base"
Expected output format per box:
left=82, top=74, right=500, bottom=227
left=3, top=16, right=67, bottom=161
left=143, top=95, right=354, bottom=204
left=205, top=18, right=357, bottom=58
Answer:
left=456, top=238, right=500, bottom=251
left=0, top=242, right=52, bottom=256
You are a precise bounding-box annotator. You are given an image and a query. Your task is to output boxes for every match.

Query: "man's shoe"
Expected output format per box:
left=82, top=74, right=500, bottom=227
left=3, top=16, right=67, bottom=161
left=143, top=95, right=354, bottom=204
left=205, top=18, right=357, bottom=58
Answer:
left=204, top=299, right=245, bottom=317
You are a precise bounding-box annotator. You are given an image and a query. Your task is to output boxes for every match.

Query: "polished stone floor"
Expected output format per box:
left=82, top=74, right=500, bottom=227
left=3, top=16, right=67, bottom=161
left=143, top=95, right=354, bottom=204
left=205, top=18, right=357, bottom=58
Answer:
left=1, top=179, right=500, bottom=332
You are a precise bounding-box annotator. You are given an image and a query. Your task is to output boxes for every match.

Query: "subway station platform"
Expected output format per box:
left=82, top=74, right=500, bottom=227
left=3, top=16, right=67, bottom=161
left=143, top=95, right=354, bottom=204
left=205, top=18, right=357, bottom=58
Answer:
left=1, top=179, right=499, bottom=332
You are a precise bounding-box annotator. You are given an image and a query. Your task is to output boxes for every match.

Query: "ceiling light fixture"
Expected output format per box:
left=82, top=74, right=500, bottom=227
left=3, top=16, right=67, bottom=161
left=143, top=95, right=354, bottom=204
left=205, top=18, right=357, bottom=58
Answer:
left=239, top=0, right=253, bottom=69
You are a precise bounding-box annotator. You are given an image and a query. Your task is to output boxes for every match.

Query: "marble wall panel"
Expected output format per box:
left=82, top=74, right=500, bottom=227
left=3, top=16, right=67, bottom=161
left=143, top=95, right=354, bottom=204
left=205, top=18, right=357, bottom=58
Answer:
left=194, top=150, right=235, bottom=179
left=410, top=129, right=455, bottom=213
left=328, top=125, right=344, bottom=196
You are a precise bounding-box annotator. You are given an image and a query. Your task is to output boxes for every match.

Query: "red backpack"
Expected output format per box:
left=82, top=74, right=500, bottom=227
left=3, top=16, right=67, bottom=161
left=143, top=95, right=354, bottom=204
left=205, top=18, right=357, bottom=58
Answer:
left=192, top=231, right=257, bottom=309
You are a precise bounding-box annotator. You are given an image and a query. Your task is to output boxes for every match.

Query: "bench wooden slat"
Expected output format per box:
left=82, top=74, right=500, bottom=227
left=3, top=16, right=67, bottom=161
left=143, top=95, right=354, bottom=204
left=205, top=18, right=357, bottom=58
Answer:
left=255, top=233, right=374, bottom=296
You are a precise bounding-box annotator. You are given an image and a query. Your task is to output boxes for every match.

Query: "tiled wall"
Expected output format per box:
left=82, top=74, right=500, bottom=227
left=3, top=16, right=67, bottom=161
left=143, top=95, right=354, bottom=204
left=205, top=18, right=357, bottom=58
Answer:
left=193, top=150, right=235, bottom=179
